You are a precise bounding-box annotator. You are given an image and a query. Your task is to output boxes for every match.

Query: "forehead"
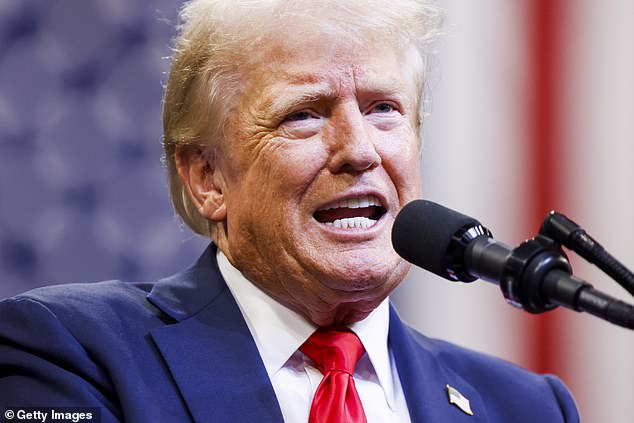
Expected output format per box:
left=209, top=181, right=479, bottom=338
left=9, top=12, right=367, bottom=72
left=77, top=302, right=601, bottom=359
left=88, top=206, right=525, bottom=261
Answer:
left=237, top=31, right=419, bottom=108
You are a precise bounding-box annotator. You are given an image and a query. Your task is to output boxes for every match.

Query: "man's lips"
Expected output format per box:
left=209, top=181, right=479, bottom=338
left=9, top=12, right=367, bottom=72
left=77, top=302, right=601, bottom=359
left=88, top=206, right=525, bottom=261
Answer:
left=313, top=194, right=387, bottom=229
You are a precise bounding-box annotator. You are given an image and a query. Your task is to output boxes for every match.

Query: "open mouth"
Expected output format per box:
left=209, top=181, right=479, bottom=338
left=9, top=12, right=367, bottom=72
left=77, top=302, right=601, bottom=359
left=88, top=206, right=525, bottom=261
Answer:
left=313, top=194, right=387, bottom=229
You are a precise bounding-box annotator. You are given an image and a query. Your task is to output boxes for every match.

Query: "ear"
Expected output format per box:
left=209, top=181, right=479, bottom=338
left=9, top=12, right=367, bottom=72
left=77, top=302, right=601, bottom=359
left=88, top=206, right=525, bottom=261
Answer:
left=174, top=144, right=227, bottom=222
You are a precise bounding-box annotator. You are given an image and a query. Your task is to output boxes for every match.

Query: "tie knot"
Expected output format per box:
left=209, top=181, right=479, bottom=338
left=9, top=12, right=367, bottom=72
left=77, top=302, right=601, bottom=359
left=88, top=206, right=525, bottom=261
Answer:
left=300, top=328, right=365, bottom=375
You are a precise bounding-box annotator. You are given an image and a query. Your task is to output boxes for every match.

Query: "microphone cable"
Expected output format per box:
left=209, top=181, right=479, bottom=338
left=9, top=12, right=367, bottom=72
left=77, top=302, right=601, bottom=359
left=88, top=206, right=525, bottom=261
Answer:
left=540, top=211, right=634, bottom=298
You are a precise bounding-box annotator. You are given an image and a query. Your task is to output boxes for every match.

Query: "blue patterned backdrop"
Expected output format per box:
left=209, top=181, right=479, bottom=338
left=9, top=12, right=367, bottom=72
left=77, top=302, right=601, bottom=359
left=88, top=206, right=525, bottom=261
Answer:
left=0, top=0, right=208, bottom=299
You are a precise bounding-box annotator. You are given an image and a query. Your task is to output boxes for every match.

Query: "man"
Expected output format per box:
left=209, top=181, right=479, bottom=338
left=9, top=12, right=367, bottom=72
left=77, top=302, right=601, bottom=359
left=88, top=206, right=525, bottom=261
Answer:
left=0, top=1, right=579, bottom=422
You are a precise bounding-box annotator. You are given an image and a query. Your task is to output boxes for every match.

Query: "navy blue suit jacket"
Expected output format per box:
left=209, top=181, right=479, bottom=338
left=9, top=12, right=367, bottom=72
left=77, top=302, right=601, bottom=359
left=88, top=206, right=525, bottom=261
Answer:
left=0, top=246, right=579, bottom=422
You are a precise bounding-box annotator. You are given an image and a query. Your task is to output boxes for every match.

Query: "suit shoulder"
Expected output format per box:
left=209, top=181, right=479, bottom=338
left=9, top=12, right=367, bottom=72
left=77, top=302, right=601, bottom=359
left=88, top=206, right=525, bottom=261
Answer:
left=0, top=280, right=166, bottom=340
left=404, top=325, right=533, bottom=376
left=402, top=325, right=578, bottom=417
left=4, top=280, right=153, bottom=315
left=394, top=324, right=579, bottom=421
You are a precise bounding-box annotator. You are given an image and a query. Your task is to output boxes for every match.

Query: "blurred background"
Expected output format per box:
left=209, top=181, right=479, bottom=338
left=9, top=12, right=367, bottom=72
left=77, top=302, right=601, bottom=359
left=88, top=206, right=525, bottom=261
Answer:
left=0, top=1, right=632, bottom=422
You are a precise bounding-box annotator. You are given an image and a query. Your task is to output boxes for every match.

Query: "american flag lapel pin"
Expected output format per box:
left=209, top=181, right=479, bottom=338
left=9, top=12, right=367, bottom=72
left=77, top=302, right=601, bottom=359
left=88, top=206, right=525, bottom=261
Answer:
left=446, top=384, right=474, bottom=416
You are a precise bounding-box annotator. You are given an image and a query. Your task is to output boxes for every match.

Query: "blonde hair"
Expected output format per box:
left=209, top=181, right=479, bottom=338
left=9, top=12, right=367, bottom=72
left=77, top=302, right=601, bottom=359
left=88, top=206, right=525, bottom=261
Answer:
left=162, top=0, right=443, bottom=236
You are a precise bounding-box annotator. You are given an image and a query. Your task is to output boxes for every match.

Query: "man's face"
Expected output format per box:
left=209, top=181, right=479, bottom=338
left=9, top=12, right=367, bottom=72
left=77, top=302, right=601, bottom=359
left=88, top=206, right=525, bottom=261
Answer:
left=215, top=34, right=422, bottom=325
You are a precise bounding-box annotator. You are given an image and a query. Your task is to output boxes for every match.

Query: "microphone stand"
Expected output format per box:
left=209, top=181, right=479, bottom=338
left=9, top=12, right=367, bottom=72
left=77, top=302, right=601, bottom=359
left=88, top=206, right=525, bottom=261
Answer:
left=496, top=223, right=634, bottom=330
left=540, top=211, right=634, bottom=298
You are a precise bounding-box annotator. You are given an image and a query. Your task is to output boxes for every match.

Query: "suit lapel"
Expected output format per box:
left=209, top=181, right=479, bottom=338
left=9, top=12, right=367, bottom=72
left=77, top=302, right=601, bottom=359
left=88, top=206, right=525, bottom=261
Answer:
left=147, top=245, right=284, bottom=423
left=389, top=305, right=488, bottom=423
left=147, top=246, right=489, bottom=422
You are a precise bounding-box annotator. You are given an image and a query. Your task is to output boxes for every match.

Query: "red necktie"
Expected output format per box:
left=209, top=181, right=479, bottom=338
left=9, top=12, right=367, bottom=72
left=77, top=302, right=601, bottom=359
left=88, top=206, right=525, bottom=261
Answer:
left=300, top=328, right=368, bottom=423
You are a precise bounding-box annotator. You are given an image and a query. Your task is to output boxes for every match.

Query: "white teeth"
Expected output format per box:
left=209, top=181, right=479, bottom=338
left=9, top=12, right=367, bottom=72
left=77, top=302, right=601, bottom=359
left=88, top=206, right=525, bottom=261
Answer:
left=322, top=194, right=381, bottom=211
left=330, top=217, right=378, bottom=229
left=358, top=196, right=370, bottom=208
left=317, top=195, right=384, bottom=229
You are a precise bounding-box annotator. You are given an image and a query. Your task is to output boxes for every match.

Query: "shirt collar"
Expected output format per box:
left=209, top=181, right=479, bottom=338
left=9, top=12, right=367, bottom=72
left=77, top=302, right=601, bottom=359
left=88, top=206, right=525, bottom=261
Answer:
left=217, top=249, right=397, bottom=409
left=349, top=299, right=396, bottom=409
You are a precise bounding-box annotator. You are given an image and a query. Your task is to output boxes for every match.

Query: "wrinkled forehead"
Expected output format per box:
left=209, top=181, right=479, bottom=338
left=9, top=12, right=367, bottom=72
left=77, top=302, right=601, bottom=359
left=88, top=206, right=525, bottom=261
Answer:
left=234, top=22, right=425, bottom=106
left=245, top=45, right=414, bottom=106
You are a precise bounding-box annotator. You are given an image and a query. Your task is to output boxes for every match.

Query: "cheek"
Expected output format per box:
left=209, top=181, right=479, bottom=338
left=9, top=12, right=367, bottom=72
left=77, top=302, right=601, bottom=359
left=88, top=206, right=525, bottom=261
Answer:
left=224, top=142, right=328, bottom=237
left=378, top=130, right=422, bottom=196
left=256, top=141, right=328, bottom=196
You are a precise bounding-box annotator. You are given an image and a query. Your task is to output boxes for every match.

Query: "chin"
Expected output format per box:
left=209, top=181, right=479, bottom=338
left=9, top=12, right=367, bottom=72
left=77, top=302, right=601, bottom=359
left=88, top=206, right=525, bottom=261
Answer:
left=321, top=254, right=408, bottom=293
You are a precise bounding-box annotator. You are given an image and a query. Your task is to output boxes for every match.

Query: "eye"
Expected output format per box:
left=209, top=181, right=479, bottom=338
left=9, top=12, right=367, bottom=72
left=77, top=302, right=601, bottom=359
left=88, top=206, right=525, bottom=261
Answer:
left=365, top=101, right=403, bottom=129
left=285, top=111, right=318, bottom=122
left=372, top=102, right=396, bottom=113
left=278, top=109, right=323, bottom=139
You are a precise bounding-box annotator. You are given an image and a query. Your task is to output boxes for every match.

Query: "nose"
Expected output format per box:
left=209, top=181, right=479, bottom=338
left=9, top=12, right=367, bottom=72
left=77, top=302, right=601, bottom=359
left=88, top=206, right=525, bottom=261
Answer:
left=326, top=104, right=381, bottom=174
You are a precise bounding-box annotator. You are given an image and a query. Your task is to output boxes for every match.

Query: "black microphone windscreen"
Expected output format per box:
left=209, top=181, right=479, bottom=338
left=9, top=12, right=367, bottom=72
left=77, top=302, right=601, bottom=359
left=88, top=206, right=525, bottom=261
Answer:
left=392, top=199, right=482, bottom=279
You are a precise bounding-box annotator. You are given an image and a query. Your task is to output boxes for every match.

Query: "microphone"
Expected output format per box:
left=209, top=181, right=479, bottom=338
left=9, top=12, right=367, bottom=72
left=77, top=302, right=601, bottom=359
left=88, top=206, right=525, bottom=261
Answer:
left=392, top=199, right=512, bottom=284
left=392, top=199, right=634, bottom=329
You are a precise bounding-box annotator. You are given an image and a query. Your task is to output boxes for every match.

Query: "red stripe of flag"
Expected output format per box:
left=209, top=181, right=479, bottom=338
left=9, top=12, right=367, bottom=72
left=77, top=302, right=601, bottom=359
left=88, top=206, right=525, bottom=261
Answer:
left=525, top=0, right=569, bottom=374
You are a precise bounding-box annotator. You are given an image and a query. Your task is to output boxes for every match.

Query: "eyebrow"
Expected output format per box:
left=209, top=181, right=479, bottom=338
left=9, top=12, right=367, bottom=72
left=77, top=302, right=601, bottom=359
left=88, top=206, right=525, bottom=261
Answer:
left=257, top=75, right=411, bottom=120
left=259, top=82, right=337, bottom=119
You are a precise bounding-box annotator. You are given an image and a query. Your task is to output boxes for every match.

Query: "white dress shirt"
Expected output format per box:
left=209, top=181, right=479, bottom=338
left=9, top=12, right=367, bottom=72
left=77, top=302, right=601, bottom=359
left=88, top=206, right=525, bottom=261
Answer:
left=217, top=250, right=411, bottom=423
